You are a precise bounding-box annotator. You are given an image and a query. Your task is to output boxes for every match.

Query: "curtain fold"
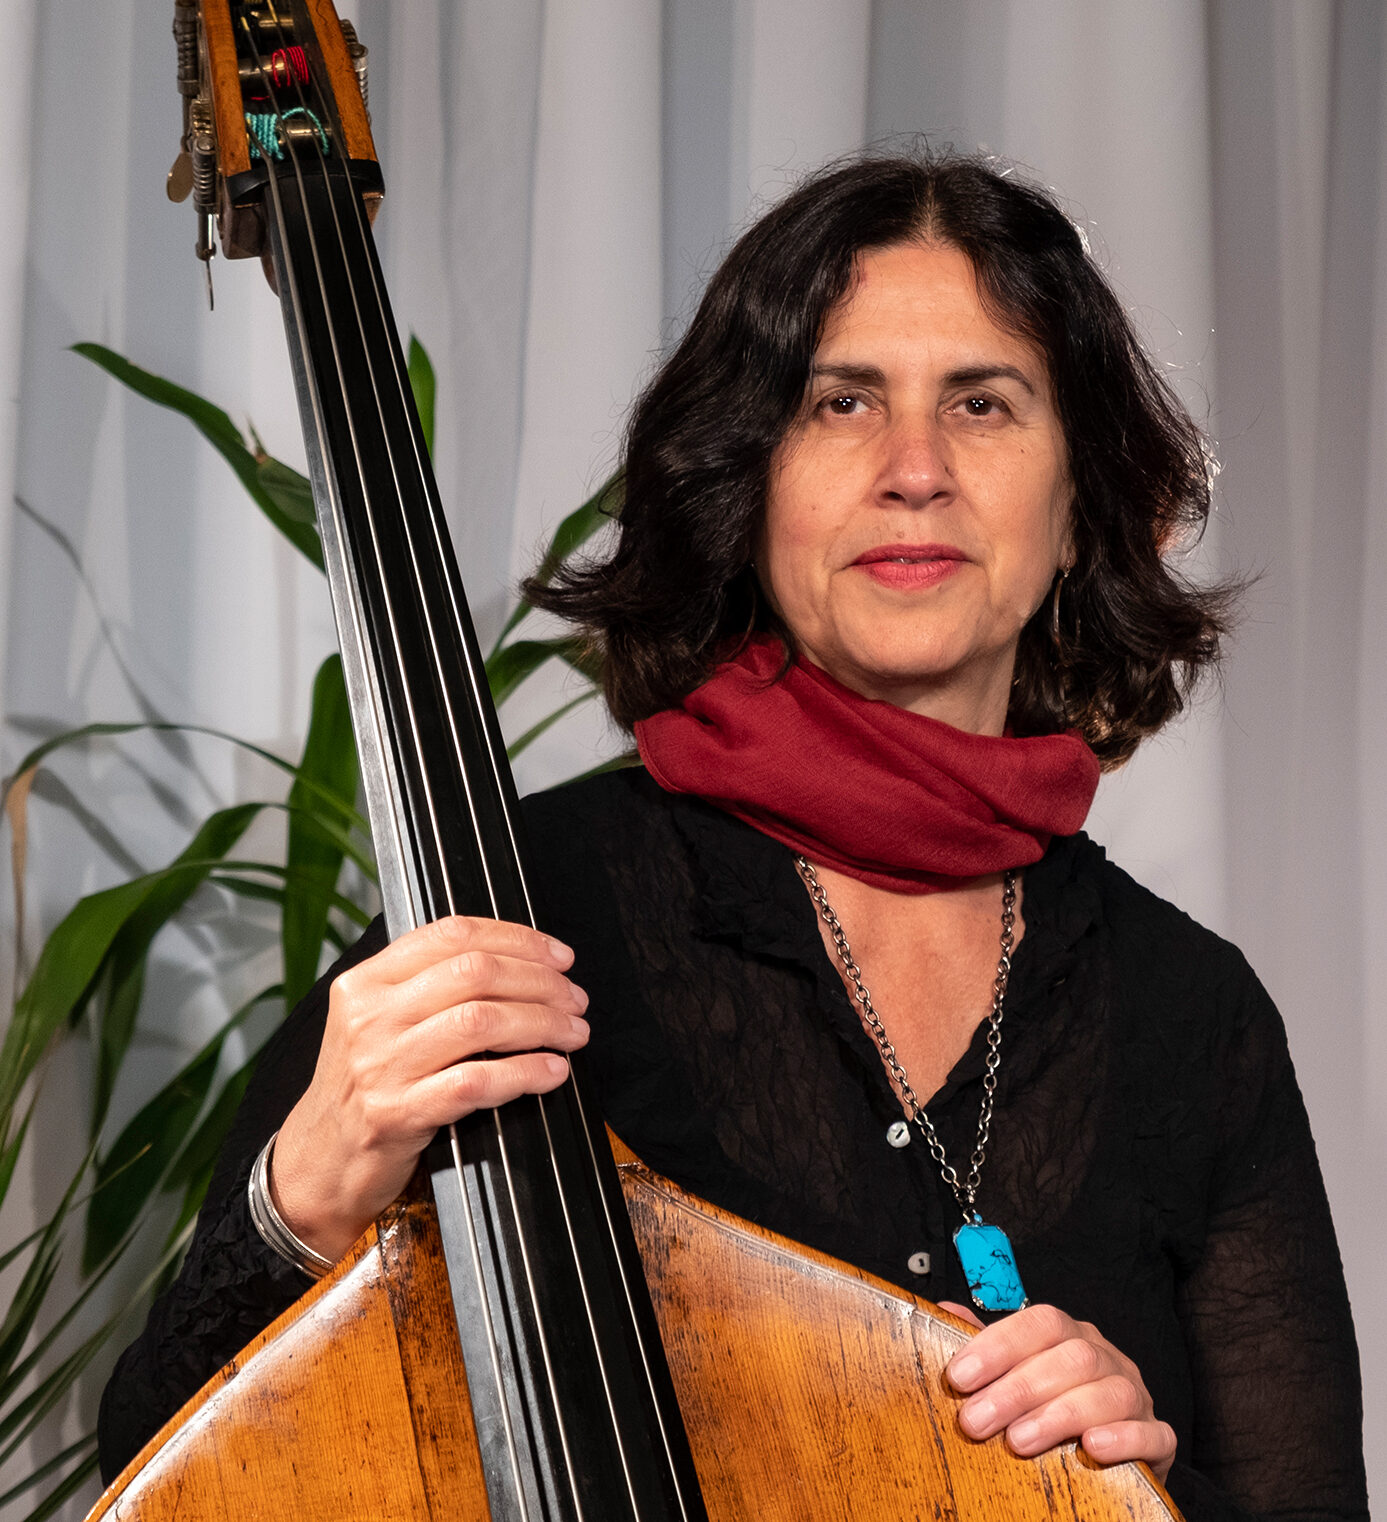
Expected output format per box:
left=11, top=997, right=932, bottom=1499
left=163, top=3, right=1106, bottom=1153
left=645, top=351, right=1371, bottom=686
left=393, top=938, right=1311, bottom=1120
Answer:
left=1210, top=4, right=1385, bottom=1468
left=0, top=1, right=37, bottom=754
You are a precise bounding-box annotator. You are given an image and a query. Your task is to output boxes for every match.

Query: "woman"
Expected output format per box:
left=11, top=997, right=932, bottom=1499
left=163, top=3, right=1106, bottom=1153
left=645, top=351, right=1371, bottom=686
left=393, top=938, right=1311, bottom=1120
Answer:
left=99, top=153, right=1367, bottom=1519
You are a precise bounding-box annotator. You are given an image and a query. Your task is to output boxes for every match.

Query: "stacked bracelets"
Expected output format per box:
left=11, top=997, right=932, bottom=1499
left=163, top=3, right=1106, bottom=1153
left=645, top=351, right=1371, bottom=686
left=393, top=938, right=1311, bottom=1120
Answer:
left=247, top=1130, right=334, bottom=1280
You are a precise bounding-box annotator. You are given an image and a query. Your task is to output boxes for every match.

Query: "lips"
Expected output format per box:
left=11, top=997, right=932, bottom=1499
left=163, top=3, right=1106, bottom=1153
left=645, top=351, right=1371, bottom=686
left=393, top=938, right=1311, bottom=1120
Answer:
left=851, top=543, right=968, bottom=589
left=852, top=543, right=968, bottom=566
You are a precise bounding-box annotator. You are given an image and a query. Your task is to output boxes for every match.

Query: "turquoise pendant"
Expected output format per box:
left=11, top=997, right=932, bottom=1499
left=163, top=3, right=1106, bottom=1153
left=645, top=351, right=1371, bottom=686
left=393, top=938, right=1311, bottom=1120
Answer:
left=953, top=1215, right=1028, bottom=1313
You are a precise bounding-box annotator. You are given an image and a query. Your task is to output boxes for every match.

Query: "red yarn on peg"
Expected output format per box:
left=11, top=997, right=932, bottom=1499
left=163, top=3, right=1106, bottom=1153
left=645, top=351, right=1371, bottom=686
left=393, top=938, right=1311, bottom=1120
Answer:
left=269, top=46, right=309, bottom=89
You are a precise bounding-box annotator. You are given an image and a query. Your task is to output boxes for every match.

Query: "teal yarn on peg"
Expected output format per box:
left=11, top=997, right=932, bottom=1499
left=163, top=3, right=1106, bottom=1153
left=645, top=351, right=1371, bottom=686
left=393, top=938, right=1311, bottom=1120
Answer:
left=245, top=113, right=282, bottom=160
left=245, top=107, right=330, bottom=162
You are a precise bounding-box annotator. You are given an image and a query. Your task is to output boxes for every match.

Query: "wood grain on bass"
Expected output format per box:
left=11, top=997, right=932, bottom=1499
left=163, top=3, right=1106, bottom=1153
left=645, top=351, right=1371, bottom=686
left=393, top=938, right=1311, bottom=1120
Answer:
left=89, top=1139, right=1181, bottom=1522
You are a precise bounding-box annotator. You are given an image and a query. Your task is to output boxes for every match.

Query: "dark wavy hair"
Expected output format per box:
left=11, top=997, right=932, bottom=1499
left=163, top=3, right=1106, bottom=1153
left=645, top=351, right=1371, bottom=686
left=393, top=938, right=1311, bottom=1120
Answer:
left=526, top=150, right=1235, bottom=770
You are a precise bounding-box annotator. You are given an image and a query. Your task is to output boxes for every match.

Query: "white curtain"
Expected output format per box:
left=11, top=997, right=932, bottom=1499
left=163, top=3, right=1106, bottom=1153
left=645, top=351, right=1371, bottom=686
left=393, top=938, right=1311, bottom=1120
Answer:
left=1, top=0, right=1381, bottom=1512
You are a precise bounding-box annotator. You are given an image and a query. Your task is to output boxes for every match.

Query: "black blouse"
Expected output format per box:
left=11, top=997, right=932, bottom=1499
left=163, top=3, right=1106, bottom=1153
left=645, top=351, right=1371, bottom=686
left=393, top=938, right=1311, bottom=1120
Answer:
left=98, top=769, right=1368, bottom=1519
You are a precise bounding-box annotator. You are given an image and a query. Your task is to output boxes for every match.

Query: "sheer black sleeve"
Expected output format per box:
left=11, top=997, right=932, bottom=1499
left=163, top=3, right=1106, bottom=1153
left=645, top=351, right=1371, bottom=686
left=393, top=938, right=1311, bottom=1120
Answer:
left=1160, top=968, right=1366, bottom=1520
left=95, top=772, right=1367, bottom=1517
left=95, top=919, right=388, bottom=1484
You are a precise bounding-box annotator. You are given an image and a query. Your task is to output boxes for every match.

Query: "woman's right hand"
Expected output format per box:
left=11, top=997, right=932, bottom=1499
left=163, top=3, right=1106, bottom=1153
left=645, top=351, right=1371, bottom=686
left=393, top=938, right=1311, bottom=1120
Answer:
left=269, top=915, right=590, bottom=1263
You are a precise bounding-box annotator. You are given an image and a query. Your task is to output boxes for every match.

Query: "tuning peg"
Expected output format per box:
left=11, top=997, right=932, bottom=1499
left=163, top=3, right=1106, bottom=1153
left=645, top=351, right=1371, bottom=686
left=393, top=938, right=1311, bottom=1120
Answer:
left=339, top=18, right=370, bottom=116
left=167, top=149, right=194, bottom=203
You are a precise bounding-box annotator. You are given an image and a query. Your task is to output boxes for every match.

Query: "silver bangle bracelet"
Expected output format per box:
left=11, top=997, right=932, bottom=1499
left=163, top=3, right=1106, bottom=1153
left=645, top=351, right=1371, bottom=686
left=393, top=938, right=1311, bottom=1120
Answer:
left=247, top=1130, right=334, bottom=1281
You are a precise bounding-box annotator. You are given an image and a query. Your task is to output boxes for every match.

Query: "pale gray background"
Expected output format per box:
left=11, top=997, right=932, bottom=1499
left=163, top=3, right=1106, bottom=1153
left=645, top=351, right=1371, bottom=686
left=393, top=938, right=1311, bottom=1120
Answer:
left=0, top=0, right=1381, bottom=1514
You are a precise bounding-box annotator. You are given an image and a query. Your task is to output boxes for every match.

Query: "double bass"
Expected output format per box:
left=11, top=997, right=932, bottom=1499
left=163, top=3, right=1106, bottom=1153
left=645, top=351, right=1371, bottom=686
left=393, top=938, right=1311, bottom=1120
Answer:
left=88, top=6, right=1182, bottom=1518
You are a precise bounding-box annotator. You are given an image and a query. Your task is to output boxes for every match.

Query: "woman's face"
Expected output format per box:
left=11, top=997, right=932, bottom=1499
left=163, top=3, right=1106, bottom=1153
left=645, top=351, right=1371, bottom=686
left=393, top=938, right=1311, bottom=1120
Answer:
left=758, top=240, right=1072, bottom=734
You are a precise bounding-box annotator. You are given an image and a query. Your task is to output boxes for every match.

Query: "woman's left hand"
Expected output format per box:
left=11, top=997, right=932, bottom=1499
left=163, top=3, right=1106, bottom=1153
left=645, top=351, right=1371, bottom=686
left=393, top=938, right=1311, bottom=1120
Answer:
left=940, top=1302, right=1177, bottom=1482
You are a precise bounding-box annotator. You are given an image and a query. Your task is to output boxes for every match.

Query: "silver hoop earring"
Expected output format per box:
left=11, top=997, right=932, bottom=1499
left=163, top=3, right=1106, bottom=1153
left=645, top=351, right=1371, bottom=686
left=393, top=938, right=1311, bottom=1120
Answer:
left=1050, top=567, right=1070, bottom=647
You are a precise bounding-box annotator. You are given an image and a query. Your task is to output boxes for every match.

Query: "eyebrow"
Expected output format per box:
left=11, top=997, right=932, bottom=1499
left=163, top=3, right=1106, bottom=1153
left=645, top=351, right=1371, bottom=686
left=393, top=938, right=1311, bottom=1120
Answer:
left=810, top=362, right=887, bottom=388
left=944, top=363, right=1038, bottom=396
left=809, top=361, right=1039, bottom=396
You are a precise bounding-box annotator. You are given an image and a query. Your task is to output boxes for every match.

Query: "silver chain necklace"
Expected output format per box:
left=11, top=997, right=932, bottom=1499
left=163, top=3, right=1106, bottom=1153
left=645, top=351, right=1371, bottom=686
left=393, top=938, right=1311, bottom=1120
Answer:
left=794, top=856, right=1029, bottom=1313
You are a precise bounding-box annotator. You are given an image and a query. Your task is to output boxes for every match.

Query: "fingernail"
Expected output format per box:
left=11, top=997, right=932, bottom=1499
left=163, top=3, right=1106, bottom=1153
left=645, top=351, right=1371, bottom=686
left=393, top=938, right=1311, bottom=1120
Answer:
left=567, top=1015, right=590, bottom=1040
left=543, top=1054, right=569, bottom=1079
left=949, top=1353, right=983, bottom=1389
left=1086, top=1427, right=1115, bottom=1453
left=1009, top=1418, right=1040, bottom=1452
left=546, top=937, right=574, bottom=963
left=569, top=984, right=589, bottom=1012
left=959, top=1397, right=995, bottom=1436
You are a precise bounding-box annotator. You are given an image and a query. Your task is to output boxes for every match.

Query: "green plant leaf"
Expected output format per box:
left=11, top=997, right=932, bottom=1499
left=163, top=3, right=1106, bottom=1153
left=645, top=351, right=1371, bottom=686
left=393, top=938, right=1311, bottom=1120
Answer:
left=0, top=1142, right=148, bottom=1280
left=0, top=1235, right=61, bottom=1392
left=408, top=336, right=436, bottom=457
left=23, top=1454, right=101, bottom=1522
left=82, top=977, right=259, bottom=1271
left=0, top=1212, right=194, bottom=1466
left=531, top=473, right=620, bottom=589
left=0, top=1106, right=31, bottom=1216
left=90, top=803, right=264, bottom=1133
left=485, top=635, right=600, bottom=709
left=254, top=457, right=316, bottom=528
left=254, top=455, right=325, bottom=567
left=0, top=1433, right=97, bottom=1515
left=493, top=474, right=619, bottom=648
left=484, top=639, right=564, bottom=707
left=0, top=800, right=265, bottom=1131
left=209, top=865, right=372, bottom=928
left=0, top=876, right=150, bottom=1125
left=2, top=722, right=170, bottom=814
left=2, top=721, right=372, bottom=842
left=1, top=1337, right=98, bottom=1453
left=276, top=801, right=376, bottom=880
left=161, top=1028, right=266, bottom=1253
left=506, top=690, right=597, bottom=760
left=81, top=974, right=266, bottom=1272
left=0, top=1141, right=94, bottom=1391
left=283, top=654, right=359, bottom=1010
left=71, top=344, right=324, bottom=571
left=21, top=1453, right=102, bottom=1522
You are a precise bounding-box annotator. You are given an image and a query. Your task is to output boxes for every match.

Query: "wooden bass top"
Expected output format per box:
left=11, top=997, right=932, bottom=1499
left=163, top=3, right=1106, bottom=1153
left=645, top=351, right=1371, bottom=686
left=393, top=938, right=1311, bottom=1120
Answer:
left=88, top=1139, right=1182, bottom=1521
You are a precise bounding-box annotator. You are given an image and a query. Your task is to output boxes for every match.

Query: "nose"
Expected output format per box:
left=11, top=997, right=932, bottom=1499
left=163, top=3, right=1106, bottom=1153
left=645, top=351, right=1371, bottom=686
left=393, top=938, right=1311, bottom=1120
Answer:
left=875, top=414, right=955, bottom=510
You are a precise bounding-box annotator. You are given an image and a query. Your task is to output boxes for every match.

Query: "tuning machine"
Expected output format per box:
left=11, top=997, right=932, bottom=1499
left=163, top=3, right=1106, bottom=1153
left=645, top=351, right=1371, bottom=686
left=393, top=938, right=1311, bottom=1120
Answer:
left=170, top=0, right=381, bottom=299
left=338, top=19, right=369, bottom=118
left=171, top=0, right=218, bottom=306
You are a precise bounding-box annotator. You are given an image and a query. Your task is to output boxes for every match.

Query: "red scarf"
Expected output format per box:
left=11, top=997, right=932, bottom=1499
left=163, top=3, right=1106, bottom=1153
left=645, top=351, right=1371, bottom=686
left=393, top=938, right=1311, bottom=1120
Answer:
left=634, top=638, right=1100, bottom=893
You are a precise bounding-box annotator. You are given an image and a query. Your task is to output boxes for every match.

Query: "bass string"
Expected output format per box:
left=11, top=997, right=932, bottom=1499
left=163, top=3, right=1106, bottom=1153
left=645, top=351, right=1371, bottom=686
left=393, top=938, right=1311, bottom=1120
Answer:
left=260, top=75, right=697, bottom=1519
left=236, top=9, right=691, bottom=1518
left=237, top=19, right=564, bottom=1519
left=249, top=32, right=616, bottom=1520
left=290, top=85, right=628, bottom=1522
left=236, top=16, right=551, bottom=1516
left=257, top=60, right=691, bottom=1491
left=241, top=52, right=418, bottom=940
left=245, top=14, right=485, bottom=929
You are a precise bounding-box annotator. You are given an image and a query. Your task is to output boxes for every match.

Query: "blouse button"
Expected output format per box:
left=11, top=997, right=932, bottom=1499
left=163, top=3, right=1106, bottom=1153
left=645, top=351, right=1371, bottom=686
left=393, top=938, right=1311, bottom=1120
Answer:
left=886, top=1120, right=911, bottom=1148
left=907, top=1251, right=932, bottom=1276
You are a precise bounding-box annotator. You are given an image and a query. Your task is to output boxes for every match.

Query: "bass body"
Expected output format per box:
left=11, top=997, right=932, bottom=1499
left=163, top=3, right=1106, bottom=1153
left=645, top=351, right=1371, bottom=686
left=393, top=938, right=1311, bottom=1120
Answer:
left=89, top=1137, right=1179, bottom=1521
